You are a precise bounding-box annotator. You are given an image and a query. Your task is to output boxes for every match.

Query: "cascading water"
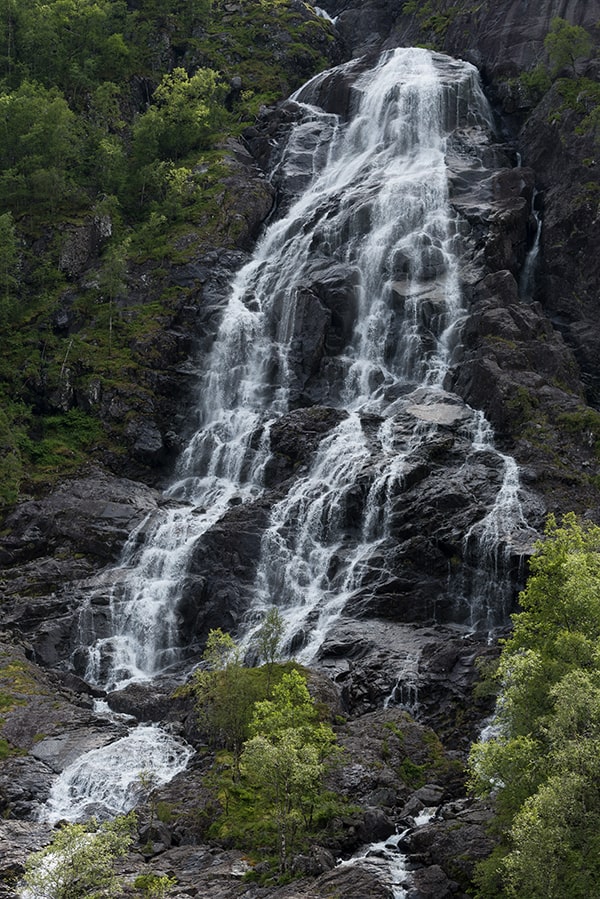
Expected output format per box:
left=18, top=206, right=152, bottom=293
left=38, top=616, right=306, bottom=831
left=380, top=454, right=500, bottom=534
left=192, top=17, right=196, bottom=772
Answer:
left=77, top=46, right=534, bottom=680
left=43, top=721, right=194, bottom=825
left=518, top=189, right=542, bottom=300
left=55, top=46, right=537, bottom=825
left=76, top=47, right=510, bottom=686
left=340, top=807, right=437, bottom=898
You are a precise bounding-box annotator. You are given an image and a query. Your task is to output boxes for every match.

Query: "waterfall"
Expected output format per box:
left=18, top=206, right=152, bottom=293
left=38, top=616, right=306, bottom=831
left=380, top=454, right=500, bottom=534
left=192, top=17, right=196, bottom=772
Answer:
left=519, top=189, right=542, bottom=300
left=339, top=807, right=437, bottom=898
left=36, top=43, right=539, bottom=834
left=74, top=47, right=532, bottom=695
left=43, top=723, right=193, bottom=825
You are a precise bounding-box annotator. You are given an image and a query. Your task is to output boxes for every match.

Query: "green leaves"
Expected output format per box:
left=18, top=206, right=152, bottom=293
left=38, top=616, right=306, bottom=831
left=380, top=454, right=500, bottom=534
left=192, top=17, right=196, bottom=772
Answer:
left=133, top=67, right=225, bottom=165
left=241, top=669, right=339, bottom=872
left=544, top=17, right=593, bottom=77
left=0, top=80, right=83, bottom=211
left=469, top=515, right=600, bottom=896
left=22, top=813, right=136, bottom=899
left=189, top=631, right=341, bottom=877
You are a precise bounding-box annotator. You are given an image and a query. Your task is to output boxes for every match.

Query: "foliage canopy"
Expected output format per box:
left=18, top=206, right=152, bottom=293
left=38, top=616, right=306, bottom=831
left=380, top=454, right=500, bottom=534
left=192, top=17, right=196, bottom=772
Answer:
left=22, top=813, right=136, bottom=899
left=469, top=514, right=600, bottom=897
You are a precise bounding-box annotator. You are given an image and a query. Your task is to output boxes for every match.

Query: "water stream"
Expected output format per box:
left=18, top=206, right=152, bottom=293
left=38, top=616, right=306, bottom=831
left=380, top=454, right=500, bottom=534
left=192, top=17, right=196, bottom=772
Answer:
left=519, top=188, right=542, bottom=300
left=340, top=807, right=436, bottom=898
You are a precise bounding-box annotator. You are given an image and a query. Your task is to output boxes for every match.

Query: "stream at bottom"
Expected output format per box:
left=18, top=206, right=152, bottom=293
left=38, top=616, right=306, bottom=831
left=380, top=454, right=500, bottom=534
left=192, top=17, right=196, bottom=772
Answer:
left=339, top=808, right=436, bottom=898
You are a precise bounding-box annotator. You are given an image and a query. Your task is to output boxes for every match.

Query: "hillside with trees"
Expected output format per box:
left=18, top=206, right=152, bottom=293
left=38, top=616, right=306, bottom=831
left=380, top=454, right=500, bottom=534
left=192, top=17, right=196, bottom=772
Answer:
left=0, top=0, right=335, bottom=507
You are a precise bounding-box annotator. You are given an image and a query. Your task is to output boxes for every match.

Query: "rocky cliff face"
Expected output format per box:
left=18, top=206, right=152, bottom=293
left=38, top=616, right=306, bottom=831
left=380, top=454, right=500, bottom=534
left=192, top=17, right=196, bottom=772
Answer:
left=1, top=2, right=599, bottom=896
left=321, top=0, right=600, bottom=514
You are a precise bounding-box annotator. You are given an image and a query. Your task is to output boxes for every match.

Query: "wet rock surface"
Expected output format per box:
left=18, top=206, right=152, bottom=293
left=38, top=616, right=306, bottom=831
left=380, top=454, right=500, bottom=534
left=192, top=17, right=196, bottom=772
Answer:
left=0, top=640, right=126, bottom=819
left=0, top=821, right=53, bottom=898
left=318, top=620, right=498, bottom=749
left=323, top=0, right=600, bottom=81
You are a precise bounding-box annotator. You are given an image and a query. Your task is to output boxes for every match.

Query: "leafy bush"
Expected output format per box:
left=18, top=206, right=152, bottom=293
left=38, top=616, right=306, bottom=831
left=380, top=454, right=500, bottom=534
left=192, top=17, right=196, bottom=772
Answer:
left=22, top=813, right=136, bottom=899
left=469, top=514, right=600, bottom=896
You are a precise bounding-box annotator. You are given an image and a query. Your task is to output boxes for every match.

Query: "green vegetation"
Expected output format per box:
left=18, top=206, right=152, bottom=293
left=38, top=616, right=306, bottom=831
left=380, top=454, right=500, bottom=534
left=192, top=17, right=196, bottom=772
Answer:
left=190, top=611, right=286, bottom=769
left=242, top=669, right=340, bottom=873
left=515, top=64, right=552, bottom=106
left=557, top=407, right=600, bottom=458
left=402, top=0, right=462, bottom=45
left=22, top=813, right=136, bottom=899
left=468, top=514, right=600, bottom=897
left=0, top=653, right=44, bottom=758
left=133, top=873, right=177, bottom=898
left=188, top=624, right=343, bottom=880
left=544, top=16, right=593, bottom=77
left=191, top=627, right=257, bottom=775
left=554, top=76, right=600, bottom=143
left=0, top=0, right=333, bottom=510
left=513, top=18, right=597, bottom=145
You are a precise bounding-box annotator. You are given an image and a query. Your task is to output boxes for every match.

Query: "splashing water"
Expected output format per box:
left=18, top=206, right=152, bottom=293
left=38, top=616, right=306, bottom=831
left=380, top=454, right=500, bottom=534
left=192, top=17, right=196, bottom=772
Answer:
left=41, top=725, right=193, bottom=825
left=44, top=46, right=538, bottom=830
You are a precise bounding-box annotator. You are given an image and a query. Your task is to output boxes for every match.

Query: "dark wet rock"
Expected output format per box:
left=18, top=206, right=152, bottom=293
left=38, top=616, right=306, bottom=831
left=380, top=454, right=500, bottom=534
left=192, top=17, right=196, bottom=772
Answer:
left=180, top=497, right=273, bottom=636
left=30, top=725, right=126, bottom=775
left=0, top=640, right=126, bottom=818
left=356, top=807, right=396, bottom=843
left=107, top=677, right=193, bottom=729
left=0, top=757, right=55, bottom=820
left=0, top=469, right=161, bottom=569
left=318, top=620, right=498, bottom=750
left=219, top=138, right=277, bottom=251
left=0, top=821, right=52, bottom=894
left=290, top=846, right=336, bottom=877
left=125, top=418, right=167, bottom=465
left=116, top=843, right=395, bottom=898
left=519, top=83, right=600, bottom=406
left=0, top=471, right=164, bottom=664
left=324, top=0, right=600, bottom=82
left=58, top=215, right=112, bottom=278
left=406, top=799, right=498, bottom=895
left=138, top=820, right=173, bottom=853
left=408, top=864, right=459, bottom=899
left=265, top=406, right=348, bottom=485
left=309, top=864, right=394, bottom=898
left=326, top=708, right=462, bottom=817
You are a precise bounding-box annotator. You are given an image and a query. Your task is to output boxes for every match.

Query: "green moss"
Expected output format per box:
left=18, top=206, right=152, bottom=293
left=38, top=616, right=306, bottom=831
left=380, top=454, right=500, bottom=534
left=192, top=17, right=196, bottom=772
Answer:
left=19, top=409, right=105, bottom=484
left=383, top=720, right=407, bottom=743
left=0, top=659, right=39, bottom=694
left=547, top=77, right=600, bottom=142
left=0, top=407, right=25, bottom=509
left=402, top=1, right=464, bottom=44
left=398, top=757, right=427, bottom=787
left=557, top=408, right=600, bottom=458
left=515, top=64, right=552, bottom=106
left=486, top=334, right=518, bottom=350
left=0, top=737, right=16, bottom=759
left=505, top=386, right=540, bottom=428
